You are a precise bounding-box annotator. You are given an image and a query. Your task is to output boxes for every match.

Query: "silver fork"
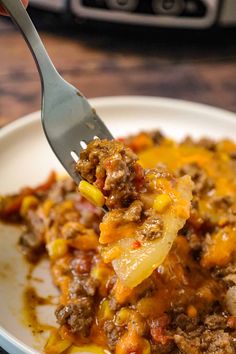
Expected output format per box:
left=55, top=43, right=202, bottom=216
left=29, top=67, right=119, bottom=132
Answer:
left=1, top=0, right=113, bottom=185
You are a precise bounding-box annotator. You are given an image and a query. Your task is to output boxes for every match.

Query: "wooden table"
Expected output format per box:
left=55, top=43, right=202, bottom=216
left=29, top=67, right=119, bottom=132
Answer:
left=0, top=7, right=236, bottom=354
left=0, top=7, right=236, bottom=129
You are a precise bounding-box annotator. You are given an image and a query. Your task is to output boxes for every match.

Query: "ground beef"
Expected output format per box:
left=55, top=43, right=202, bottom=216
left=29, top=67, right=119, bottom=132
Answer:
left=174, top=326, right=235, bottom=354
left=181, top=137, right=216, bottom=151
left=137, top=214, right=163, bottom=241
left=103, top=320, right=125, bottom=350
left=212, top=196, right=234, bottom=209
left=19, top=230, right=45, bottom=262
left=151, top=342, right=179, bottom=354
left=197, top=138, right=216, bottom=151
left=109, top=296, right=121, bottom=311
left=173, top=313, right=200, bottom=332
left=210, top=196, right=236, bottom=225
left=174, top=330, right=200, bottom=354
left=55, top=297, right=94, bottom=336
left=76, top=139, right=144, bottom=208
left=201, top=330, right=235, bottom=354
left=48, top=178, right=76, bottom=203
left=215, top=262, right=236, bottom=279
left=69, top=275, right=98, bottom=298
left=177, top=163, right=214, bottom=195
left=146, top=166, right=172, bottom=181
left=187, top=231, right=202, bottom=254
left=27, top=209, right=45, bottom=235
left=123, top=200, right=143, bottom=222
left=106, top=275, right=118, bottom=294
left=79, top=207, right=103, bottom=231
left=19, top=209, right=45, bottom=262
left=224, top=274, right=236, bottom=287
left=61, top=221, right=93, bottom=240
left=220, top=265, right=236, bottom=315
left=204, top=314, right=228, bottom=330
left=150, top=130, right=164, bottom=145
left=70, top=251, right=94, bottom=275
left=225, top=286, right=236, bottom=316
left=212, top=262, right=236, bottom=324
left=74, top=195, right=103, bottom=232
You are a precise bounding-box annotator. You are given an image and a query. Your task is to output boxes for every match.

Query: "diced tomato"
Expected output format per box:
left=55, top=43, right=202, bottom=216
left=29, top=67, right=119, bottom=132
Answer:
left=150, top=315, right=171, bottom=345
left=134, top=164, right=145, bottom=190
left=132, top=241, right=141, bottom=249
left=34, top=171, right=56, bottom=192
left=0, top=171, right=56, bottom=218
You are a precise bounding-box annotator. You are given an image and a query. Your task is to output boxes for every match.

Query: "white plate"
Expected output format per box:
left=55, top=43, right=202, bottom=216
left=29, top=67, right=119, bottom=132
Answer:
left=0, top=96, right=235, bottom=354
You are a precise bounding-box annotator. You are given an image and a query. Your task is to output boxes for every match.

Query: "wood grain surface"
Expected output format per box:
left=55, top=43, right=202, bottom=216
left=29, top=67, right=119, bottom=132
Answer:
left=0, top=7, right=236, bottom=129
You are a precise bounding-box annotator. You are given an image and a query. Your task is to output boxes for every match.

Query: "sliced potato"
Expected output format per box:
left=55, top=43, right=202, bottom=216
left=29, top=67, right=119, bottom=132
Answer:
left=105, top=176, right=193, bottom=288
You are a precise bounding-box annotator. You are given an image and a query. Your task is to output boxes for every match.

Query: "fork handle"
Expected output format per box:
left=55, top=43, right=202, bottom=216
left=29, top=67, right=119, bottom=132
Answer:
left=0, top=0, right=59, bottom=87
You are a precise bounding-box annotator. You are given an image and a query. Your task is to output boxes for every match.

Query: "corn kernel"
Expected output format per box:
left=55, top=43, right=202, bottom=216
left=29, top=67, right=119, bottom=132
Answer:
left=20, top=195, right=39, bottom=217
left=42, top=199, right=54, bottom=216
left=187, top=305, right=197, bottom=318
left=45, top=330, right=71, bottom=353
left=163, top=138, right=174, bottom=147
left=0, top=195, right=5, bottom=207
left=91, top=266, right=101, bottom=280
left=47, top=239, right=68, bottom=260
left=91, top=265, right=111, bottom=282
left=78, top=180, right=105, bottom=207
left=142, top=339, right=151, bottom=354
left=137, top=297, right=157, bottom=318
left=97, top=299, right=114, bottom=324
left=147, top=173, right=156, bottom=181
left=115, top=308, right=130, bottom=325
left=220, top=152, right=229, bottom=162
left=153, top=194, right=172, bottom=213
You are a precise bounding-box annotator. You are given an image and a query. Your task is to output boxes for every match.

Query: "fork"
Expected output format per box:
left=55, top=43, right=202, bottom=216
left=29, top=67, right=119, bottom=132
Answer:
left=0, top=0, right=113, bottom=185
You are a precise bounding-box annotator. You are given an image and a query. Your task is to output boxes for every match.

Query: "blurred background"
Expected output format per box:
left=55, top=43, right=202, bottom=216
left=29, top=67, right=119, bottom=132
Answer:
left=0, top=0, right=236, bottom=128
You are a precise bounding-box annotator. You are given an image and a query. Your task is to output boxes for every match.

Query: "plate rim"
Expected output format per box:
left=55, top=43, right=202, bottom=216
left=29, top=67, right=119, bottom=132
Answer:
left=0, top=96, right=235, bottom=139
left=0, top=327, right=38, bottom=354
left=0, top=95, right=235, bottom=354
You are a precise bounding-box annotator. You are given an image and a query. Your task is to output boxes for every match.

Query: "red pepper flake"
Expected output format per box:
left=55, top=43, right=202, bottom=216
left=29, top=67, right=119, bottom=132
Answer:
left=132, top=240, right=141, bottom=249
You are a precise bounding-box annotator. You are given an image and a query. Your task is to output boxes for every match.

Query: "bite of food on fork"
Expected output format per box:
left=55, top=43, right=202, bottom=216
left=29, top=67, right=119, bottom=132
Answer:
left=76, top=138, right=193, bottom=288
